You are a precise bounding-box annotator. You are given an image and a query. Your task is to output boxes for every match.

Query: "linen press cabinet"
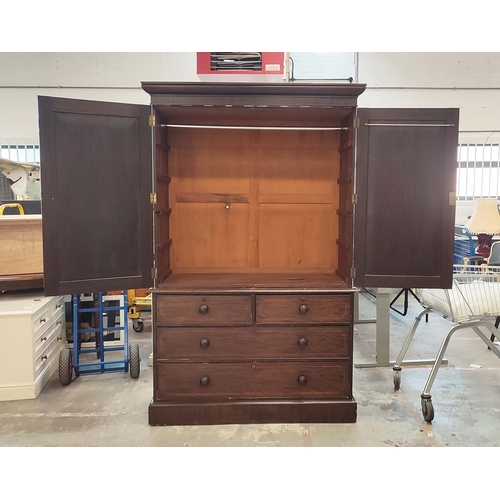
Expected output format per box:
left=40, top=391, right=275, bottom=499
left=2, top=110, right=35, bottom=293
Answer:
left=38, top=82, right=459, bottom=425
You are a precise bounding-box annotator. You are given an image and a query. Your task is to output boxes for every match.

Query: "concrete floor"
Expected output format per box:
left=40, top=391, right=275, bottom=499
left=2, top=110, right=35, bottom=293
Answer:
left=1, top=290, right=499, bottom=448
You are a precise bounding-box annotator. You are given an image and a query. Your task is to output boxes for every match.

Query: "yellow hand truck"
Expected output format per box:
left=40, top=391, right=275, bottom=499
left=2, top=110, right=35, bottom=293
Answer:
left=127, top=288, right=151, bottom=332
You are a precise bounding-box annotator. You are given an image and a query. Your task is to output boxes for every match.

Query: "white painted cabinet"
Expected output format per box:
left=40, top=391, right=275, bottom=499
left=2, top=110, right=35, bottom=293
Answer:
left=0, top=293, right=66, bottom=401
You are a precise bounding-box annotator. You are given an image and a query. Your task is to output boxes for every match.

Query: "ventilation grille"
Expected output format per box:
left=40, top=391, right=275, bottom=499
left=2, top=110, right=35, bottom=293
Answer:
left=210, top=52, right=262, bottom=71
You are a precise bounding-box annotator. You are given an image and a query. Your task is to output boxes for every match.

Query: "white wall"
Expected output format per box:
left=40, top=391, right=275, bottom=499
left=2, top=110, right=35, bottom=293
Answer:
left=0, top=52, right=198, bottom=140
left=357, top=52, right=500, bottom=143
left=289, top=52, right=356, bottom=81
left=2, top=52, right=500, bottom=142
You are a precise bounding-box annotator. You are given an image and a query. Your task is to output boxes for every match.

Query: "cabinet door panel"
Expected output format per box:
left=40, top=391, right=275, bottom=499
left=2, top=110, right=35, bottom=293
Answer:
left=38, top=96, right=153, bottom=295
left=355, top=108, right=459, bottom=289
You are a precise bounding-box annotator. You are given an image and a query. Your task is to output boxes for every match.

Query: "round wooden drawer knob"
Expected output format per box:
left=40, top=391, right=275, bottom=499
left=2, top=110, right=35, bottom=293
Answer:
left=200, top=376, right=210, bottom=387
left=298, top=337, right=308, bottom=348
left=298, top=375, right=307, bottom=386
left=200, top=338, right=210, bottom=349
left=199, top=305, right=209, bottom=314
left=299, top=304, right=308, bottom=314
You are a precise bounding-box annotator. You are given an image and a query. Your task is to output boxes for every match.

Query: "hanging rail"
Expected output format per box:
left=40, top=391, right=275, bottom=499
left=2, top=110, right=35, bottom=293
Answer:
left=364, top=123, right=455, bottom=127
left=161, top=124, right=347, bottom=131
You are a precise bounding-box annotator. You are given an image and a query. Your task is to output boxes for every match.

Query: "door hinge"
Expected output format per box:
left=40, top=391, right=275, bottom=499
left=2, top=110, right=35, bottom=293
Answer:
left=449, top=192, right=456, bottom=206
left=149, top=115, right=156, bottom=127
left=350, top=267, right=356, bottom=279
left=353, top=117, right=360, bottom=129
left=151, top=268, right=158, bottom=280
left=150, top=192, right=157, bottom=204
left=352, top=193, right=358, bottom=204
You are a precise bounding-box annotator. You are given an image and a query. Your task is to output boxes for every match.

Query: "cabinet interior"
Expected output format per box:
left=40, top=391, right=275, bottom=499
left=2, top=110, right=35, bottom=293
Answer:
left=154, top=106, right=355, bottom=288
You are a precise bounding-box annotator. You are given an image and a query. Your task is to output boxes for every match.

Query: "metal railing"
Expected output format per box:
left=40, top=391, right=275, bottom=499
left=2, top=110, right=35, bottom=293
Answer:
left=457, top=142, right=500, bottom=201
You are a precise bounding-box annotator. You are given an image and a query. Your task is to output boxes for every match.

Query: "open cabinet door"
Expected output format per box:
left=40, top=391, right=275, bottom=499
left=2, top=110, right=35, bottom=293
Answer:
left=38, top=96, right=153, bottom=296
left=354, top=108, right=459, bottom=289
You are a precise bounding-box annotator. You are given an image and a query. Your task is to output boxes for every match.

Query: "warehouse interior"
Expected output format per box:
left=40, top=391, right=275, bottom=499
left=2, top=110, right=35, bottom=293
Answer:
left=1, top=15, right=499, bottom=498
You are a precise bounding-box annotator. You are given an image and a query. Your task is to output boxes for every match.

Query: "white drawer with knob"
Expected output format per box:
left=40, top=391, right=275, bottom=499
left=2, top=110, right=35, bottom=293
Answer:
left=0, top=293, right=66, bottom=401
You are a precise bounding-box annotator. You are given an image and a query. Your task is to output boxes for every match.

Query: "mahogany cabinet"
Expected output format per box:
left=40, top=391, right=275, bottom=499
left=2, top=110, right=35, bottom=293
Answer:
left=38, top=82, right=459, bottom=425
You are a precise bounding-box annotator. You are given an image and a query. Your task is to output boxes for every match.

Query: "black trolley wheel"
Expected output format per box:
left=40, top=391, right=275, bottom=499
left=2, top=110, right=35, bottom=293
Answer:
left=59, top=348, right=73, bottom=386
left=393, top=370, right=401, bottom=391
left=421, top=396, right=435, bottom=422
left=129, top=343, right=141, bottom=379
left=132, top=319, right=144, bottom=333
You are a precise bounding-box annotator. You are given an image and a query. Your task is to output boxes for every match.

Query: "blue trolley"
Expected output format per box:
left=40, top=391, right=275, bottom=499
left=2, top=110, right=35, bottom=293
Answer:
left=58, top=291, right=141, bottom=385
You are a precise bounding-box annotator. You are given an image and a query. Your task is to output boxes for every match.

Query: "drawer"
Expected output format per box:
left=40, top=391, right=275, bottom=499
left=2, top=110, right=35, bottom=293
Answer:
left=32, top=303, right=51, bottom=336
left=52, top=296, right=65, bottom=315
left=156, top=361, right=351, bottom=400
left=34, top=311, right=65, bottom=357
left=32, top=296, right=65, bottom=336
left=33, top=306, right=64, bottom=346
left=155, top=294, right=253, bottom=326
left=256, top=294, right=351, bottom=324
left=34, top=328, right=65, bottom=380
left=156, top=326, right=351, bottom=361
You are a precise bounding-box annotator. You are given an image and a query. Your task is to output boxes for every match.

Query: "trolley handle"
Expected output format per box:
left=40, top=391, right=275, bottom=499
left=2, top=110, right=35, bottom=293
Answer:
left=0, top=203, right=25, bottom=215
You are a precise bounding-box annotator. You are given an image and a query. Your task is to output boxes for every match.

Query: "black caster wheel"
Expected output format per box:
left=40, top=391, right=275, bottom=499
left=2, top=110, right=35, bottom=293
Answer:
left=421, top=396, right=435, bottom=422
left=129, top=343, right=141, bottom=379
left=132, top=319, right=144, bottom=333
left=393, top=369, right=401, bottom=391
left=59, top=348, right=73, bottom=386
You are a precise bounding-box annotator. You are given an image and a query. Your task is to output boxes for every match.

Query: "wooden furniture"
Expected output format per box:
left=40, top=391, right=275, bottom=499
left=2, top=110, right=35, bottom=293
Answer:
left=0, top=293, right=65, bottom=401
left=37, top=82, right=459, bottom=425
left=152, top=273, right=355, bottom=424
left=0, top=214, right=44, bottom=291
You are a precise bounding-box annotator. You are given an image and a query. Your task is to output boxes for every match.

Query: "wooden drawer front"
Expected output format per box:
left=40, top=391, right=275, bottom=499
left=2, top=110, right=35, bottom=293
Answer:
left=155, top=294, right=253, bottom=326
left=256, top=294, right=351, bottom=324
left=156, top=362, right=350, bottom=400
left=156, top=326, right=351, bottom=361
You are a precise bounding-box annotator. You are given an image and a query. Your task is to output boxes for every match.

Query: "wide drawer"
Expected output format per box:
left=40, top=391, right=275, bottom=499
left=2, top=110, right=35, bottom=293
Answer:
left=156, top=326, right=351, bottom=361
left=256, top=294, right=351, bottom=324
left=156, top=361, right=351, bottom=400
left=155, top=294, right=253, bottom=326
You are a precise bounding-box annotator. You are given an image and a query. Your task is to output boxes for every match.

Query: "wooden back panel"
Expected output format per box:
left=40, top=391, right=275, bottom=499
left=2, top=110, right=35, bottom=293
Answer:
left=168, top=127, right=340, bottom=273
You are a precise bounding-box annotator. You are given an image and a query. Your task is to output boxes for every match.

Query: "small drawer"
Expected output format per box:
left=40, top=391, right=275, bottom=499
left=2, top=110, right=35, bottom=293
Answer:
left=33, top=305, right=64, bottom=344
left=34, top=331, right=64, bottom=380
left=32, top=304, right=51, bottom=335
left=53, top=296, right=65, bottom=315
left=256, top=294, right=351, bottom=324
left=156, top=361, right=351, bottom=400
left=155, top=294, right=253, bottom=326
left=34, top=314, right=65, bottom=356
left=156, top=326, right=351, bottom=361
